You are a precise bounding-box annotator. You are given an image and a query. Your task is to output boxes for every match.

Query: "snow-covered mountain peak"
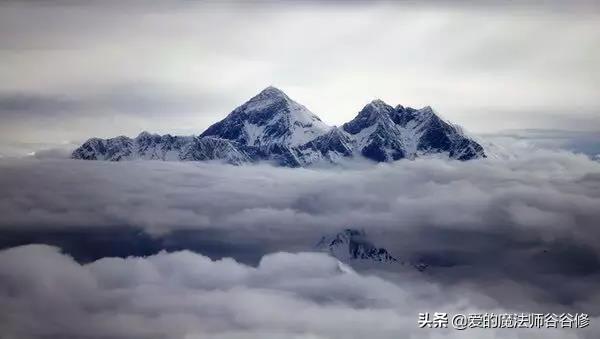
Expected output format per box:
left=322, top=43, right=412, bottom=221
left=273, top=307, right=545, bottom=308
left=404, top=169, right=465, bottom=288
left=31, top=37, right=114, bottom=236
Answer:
left=253, top=85, right=289, bottom=99
left=315, top=228, right=432, bottom=271
left=242, top=86, right=291, bottom=112
left=201, top=87, right=330, bottom=147
left=73, top=86, right=486, bottom=165
left=135, top=131, right=159, bottom=140
left=316, top=228, right=398, bottom=263
left=367, top=98, right=390, bottom=108
left=343, top=99, right=397, bottom=135
left=413, top=106, right=435, bottom=120
left=363, top=99, right=395, bottom=115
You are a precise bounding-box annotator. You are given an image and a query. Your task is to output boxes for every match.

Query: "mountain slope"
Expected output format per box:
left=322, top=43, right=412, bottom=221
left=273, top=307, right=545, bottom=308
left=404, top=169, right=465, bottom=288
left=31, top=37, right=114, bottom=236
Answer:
left=296, top=127, right=354, bottom=164
left=72, top=86, right=486, bottom=165
left=342, top=100, right=407, bottom=162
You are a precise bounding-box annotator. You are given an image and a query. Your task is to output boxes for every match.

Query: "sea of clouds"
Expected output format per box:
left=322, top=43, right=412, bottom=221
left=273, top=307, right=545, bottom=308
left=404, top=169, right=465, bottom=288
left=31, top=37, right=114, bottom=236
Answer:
left=0, top=149, right=599, bottom=338
left=0, top=244, right=597, bottom=339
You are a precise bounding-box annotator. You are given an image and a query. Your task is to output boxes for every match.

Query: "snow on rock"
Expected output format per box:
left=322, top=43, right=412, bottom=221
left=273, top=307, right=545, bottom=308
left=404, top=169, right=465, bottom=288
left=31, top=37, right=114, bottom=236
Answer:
left=315, top=228, right=430, bottom=272
left=343, top=100, right=485, bottom=162
left=72, top=86, right=486, bottom=166
left=315, top=228, right=399, bottom=263
left=201, top=86, right=331, bottom=147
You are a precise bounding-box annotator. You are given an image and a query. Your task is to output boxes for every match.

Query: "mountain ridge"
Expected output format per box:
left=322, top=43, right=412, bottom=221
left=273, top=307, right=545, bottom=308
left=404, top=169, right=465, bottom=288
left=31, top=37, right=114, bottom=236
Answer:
left=72, top=86, right=486, bottom=166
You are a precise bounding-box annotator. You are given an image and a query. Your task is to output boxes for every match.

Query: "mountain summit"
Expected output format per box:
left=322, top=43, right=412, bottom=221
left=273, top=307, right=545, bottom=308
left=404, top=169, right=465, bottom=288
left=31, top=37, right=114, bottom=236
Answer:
left=343, top=100, right=485, bottom=161
left=200, top=86, right=330, bottom=148
left=72, top=86, right=486, bottom=166
left=316, top=229, right=398, bottom=263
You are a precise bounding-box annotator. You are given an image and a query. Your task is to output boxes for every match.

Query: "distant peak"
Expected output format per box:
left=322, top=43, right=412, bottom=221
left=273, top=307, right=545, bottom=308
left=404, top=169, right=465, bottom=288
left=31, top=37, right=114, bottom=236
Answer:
left=341, top=228, right=365, bottom=236
left=315, top=228, right=399, bottom=264
left=136, top=131, right=154, bottom=138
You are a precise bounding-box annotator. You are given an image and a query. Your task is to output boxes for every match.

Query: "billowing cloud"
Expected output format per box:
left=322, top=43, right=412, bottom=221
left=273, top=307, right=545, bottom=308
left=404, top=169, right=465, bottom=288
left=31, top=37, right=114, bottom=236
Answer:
left=0, top=151, right=599, bottom=310
left=1, top=151, right=598, bottom=237
left=0, top=244, right=597, bottom=339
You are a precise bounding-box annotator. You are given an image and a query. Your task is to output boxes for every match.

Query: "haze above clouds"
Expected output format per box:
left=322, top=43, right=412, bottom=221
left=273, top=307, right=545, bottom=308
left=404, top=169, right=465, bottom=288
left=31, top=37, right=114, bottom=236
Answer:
left=0, top=0, right=599, bottom=156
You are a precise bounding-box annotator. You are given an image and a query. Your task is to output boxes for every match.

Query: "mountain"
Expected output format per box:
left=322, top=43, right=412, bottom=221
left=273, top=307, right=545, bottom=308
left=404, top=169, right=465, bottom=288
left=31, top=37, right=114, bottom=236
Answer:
left=71, top=132, right=256, bottom=165
left=296, top=127, right=354, bottom=164
left=315, top=228, right=429, bottom=271
left=200, top=86, right=331, bottom=147
left=72, top=86, right=486, bottom=166
left=342, top=100, right=407, bottom=162
left=316, top=229, right=398, bottom=263
left=342, top=100, right=485, bottom=161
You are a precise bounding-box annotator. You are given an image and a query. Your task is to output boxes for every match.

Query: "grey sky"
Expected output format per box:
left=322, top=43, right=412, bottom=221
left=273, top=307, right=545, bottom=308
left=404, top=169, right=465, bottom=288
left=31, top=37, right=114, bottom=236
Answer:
left=1, top=1, right=599, bottom=156
left=2, top=4, right=599, bottom=337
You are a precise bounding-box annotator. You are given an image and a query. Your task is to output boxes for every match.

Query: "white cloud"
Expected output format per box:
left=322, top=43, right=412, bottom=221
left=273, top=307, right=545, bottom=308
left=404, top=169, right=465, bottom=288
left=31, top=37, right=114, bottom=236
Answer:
left=0, top=152, right=599, bottom=307
left=0, top=244, right=597, bottom=339
left=0, top=149, right=599, bottom=337
left=0, top=151, right=598, bottom=239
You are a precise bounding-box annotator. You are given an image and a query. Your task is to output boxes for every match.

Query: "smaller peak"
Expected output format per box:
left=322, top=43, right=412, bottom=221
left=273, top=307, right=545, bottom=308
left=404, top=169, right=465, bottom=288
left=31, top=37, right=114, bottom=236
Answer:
left=343, top=100, right=397, bottom=134
left=395, top=104, right=405, bottom=111
left=136, top=131, right=154, bottom=138
left=342, top=228, right=365, bottom=237
left=414, top=106, right=437, bottom=118
left=83, top=137, right=103, bottom=145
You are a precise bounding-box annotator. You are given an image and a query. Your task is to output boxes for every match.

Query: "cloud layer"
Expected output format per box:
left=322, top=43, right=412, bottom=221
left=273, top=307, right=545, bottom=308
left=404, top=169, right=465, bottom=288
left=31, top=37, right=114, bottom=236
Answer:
left=0, top=151, right=599, bottom=311
left=1, top=151, right=598, bottom=238
left=0, top=244, right=597, bottom=339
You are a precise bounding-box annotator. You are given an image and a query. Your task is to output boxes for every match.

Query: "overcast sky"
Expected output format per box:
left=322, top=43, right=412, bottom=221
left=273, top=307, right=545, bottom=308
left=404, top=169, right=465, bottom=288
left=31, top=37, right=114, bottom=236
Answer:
left=0, top=0, right=599, bottom=156
left=1, top=3, right=600, bottom=337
